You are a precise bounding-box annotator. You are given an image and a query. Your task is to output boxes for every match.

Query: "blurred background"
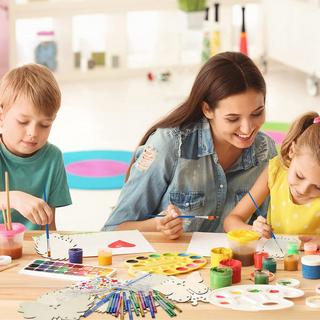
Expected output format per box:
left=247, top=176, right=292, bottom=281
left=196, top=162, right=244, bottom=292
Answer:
left=1, top=0, right=320, bottom=230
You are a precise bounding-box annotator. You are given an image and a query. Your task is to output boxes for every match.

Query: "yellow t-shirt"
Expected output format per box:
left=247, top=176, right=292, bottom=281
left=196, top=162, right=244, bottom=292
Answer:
left=267, top=156, right=320, bottom=234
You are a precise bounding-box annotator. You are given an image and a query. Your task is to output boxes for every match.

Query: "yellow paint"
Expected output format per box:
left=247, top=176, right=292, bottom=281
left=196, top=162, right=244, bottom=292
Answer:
left=98, top=249, right=112, bottom=266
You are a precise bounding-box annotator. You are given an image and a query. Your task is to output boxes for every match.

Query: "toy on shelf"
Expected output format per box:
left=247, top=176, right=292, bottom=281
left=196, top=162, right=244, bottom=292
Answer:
left=239, top=6, right=248, bottom=55
left=35, top=31, right=57, bottom=71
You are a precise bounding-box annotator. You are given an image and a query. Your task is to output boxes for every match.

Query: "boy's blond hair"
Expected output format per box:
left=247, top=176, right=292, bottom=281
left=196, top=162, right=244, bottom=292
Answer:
left=0, top=64, right=61, bottom=117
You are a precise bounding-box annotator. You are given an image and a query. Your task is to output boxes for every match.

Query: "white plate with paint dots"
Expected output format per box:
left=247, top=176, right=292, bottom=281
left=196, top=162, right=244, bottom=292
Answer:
left=208, top=285, right=304, bottom=311
left=276, top=278, right=300, bottom=288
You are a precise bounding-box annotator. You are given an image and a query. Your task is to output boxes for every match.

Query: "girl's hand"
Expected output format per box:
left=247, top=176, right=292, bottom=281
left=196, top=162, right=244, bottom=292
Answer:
left=11, top=191, right=53, bottom=225
left=299, top=235, right=320, bottom=249
left=252, top=215, right=272, bottom=239
left=156, top=204, right=183, bottom=240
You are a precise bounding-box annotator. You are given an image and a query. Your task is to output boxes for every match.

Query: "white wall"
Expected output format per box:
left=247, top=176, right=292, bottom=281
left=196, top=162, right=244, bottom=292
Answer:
left=263, top=0, right=320, bottom=77
left=0, top=0, right=9, bottom=77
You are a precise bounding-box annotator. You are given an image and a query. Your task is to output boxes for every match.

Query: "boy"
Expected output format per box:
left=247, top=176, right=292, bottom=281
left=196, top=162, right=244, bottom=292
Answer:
left=0, top=64, right=71, bottom=230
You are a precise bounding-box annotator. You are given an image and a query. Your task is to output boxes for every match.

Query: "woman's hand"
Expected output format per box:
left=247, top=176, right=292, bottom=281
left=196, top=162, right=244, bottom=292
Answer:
left=156, top=204, right=184, bottom=240
left=252, top=215, right=272, bottom=239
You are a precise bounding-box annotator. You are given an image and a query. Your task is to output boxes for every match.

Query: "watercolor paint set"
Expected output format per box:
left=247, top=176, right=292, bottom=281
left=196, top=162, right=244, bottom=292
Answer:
left=19, top=259, right=116, bottom=281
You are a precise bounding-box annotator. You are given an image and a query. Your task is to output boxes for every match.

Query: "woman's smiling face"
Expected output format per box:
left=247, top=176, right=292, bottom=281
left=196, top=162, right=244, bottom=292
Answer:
left=203, top=89, right=265, bottom=150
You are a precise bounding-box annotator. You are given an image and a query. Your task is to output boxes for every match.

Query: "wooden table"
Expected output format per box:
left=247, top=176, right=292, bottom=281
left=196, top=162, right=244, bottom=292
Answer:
left=1, top=231, right=320, bottom=320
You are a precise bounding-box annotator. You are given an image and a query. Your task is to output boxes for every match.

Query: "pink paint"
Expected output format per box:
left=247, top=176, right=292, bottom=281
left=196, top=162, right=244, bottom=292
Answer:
left=186, top=264, right=197, bottom=267
left=66, top=159, right=128, bottom=177
left=264, top=131, right=286, bottom=145
left=269, top=289, right=279, bottom=293
left=216, top=295, right=226, bottom=299
left=108, top=240, right=136, bottom=248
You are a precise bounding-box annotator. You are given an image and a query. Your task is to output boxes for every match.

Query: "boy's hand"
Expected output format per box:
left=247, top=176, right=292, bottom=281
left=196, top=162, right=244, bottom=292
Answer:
left=252, top=216, right=272, bottom=239
left=11, top=191, right=53, bottom=225
left=156, top=204, right=183, bottom=240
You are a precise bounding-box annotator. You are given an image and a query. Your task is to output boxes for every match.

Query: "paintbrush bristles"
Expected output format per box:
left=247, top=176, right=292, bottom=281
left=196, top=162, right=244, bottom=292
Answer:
left=4, top=172, right=12, bottom=230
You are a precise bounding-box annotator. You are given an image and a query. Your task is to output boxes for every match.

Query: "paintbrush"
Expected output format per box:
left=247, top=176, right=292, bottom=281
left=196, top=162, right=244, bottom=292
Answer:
left=4, top=172, right=12, bottom=230
left=248, top=191, right=284, bottom=256
left=43, top=189, right=51, bottom=258
left=147, top=214, right=219, bottom=221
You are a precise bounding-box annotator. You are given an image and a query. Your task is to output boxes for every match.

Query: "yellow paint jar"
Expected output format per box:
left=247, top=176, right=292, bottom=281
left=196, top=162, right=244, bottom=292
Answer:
left=98, top=249, right=112, bottom=266
left=211, top=247, right=233, bottom=267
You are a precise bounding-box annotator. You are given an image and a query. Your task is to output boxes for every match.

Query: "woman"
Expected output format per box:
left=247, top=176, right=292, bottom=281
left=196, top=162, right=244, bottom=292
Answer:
left=102, top=52, right=277, bottom=239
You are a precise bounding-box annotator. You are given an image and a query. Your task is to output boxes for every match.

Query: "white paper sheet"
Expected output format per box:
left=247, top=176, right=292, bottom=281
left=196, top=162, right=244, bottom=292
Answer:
left=187, top=232, right=301, bottom=258
left=187, top=232, right=228, bottom=256
left=34, top=230, right=155, bottom=260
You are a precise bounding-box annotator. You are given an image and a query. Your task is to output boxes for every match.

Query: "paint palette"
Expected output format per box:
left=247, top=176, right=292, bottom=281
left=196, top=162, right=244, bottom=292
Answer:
left=19, top=259, right=116, bottom=281
left=125, top=252, right=207, bottom=276
left=208, top=285, right=304, bottom=311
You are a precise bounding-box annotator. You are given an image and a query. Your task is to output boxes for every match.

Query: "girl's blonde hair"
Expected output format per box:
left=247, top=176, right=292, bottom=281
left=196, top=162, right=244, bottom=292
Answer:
left=0, top=64, right=61, bottom=117
left=281, top=111, right=320, bottom=167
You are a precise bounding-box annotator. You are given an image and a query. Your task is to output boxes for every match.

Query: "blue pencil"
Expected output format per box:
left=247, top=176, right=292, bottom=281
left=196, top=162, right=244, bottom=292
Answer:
left=248, top=191, right=284, bottom=255
left=43, top=189, right=51, bottom=258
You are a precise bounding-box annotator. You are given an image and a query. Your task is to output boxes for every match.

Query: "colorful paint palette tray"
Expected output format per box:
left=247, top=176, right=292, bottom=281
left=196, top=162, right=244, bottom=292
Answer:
left=19, top=259, right=116, bottom=281
left=208, top=285, right=304, bottom=311
left=125, top=252, right=207, bottom=276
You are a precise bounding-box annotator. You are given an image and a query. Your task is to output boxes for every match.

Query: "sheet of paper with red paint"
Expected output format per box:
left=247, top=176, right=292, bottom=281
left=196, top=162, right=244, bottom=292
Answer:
left=33, top=230, right=155, bottom=259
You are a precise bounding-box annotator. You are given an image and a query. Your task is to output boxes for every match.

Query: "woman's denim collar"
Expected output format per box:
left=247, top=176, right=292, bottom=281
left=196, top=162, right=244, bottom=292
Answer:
left=191, top=117, right=257, bottom=171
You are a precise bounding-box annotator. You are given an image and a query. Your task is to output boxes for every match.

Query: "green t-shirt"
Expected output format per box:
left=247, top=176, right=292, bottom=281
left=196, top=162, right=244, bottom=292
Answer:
left=0, top=142, right=72, bottom=230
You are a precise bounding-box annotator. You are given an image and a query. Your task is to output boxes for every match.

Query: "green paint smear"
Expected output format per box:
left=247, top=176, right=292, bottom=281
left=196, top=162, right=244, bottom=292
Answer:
left=248, top=289, right=261, bottom=293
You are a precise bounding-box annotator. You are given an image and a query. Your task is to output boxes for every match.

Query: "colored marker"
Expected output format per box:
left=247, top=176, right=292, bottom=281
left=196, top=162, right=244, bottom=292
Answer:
left=149, top=291, right=157, bottom=313
left=129, top=292, right=140, bottom=316
left=155, top=290, right=182, bottom=313
left=136, top=292, right=145, bottom=317
left=146, top=295, right=155, bottom=318
left=154, top=295, right=176, bottom=317
left=115, top=294, right=122, bottom=317
left=147, top=214, right=218, bottom=220
left=126, top=298, right=133, bottom=320
left=138, top=291, right=146, bottom=310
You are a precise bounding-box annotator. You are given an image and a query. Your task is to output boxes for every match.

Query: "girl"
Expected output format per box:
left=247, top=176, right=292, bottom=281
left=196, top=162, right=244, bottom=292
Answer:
left=224, top=112, right=320, bottom=238
left=102, top=52, right=276, bottom=239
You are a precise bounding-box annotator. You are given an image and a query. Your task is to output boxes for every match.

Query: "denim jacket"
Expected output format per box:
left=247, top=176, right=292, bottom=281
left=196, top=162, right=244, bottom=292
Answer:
left=102, top=117, right=277, bottom=232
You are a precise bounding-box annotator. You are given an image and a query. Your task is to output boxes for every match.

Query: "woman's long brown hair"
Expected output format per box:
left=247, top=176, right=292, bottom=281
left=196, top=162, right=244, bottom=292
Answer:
left=126, top=51, right=266, bottom=181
